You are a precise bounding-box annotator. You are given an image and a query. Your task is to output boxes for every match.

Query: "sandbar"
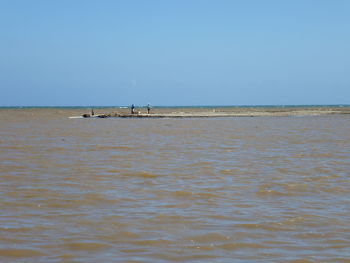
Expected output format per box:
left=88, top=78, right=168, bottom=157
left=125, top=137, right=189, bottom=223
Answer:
left=76, top=106, right=350, bottom=118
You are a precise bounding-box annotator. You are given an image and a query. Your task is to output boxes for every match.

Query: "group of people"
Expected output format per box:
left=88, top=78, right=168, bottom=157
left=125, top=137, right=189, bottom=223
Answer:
left=131, top=104, right=151, bottom=114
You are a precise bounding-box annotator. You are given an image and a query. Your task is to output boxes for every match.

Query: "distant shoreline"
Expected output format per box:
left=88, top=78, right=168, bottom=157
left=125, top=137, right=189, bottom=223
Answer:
left=1, top=104, right=350, bottom=109
left=1, top=105, right=350, bottom=118
left=67, top=106, right=350, bottom=118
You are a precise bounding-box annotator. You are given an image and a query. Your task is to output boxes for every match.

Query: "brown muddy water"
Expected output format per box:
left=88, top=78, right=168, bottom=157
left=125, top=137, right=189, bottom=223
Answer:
left=0, top=108, right=350, bottom=263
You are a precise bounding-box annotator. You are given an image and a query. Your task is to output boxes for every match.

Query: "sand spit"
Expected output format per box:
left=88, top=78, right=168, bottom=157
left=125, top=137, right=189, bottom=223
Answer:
left=78, top=107, right=350, bottom=118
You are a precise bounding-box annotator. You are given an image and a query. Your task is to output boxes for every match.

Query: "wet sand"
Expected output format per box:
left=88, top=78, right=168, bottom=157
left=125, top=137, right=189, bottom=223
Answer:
left=81, top=106, right=350, bottom=118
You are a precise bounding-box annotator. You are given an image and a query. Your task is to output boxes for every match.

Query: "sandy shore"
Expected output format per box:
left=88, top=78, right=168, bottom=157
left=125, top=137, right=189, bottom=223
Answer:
left=86, top=106, right=350, bottom=118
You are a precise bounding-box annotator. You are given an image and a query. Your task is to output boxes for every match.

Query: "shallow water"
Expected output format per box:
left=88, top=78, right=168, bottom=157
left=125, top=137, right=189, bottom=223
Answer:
left=1, top=108, right=350, bottom=262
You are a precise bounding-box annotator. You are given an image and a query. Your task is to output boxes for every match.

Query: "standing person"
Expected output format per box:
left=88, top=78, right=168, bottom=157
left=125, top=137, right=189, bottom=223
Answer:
left=147, top=104, right=151, bottom=114
left=131, top=104, right=135, bottom=114
left=91, top=108, right=94, bottom=116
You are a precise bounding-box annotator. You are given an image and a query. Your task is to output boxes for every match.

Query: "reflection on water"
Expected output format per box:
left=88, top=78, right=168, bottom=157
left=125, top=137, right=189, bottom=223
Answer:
left=0, top=108, right=350, bottom=262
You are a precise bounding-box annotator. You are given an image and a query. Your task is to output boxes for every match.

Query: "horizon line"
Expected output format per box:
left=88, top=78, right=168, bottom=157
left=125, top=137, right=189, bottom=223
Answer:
left=1, top=104, right=350, bottom=108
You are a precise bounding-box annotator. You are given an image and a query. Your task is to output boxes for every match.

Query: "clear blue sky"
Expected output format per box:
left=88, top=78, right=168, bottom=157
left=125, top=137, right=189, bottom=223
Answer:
left=1, top=0, right=349, bottom=106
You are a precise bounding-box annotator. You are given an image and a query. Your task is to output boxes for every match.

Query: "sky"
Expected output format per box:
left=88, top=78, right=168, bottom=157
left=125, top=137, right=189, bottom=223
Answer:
left=0, top=0, right=349, bottom=106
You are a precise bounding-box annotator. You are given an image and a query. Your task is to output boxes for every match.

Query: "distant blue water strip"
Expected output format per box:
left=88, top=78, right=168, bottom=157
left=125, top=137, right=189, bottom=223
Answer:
left=1, top=105, right=350, bottom=109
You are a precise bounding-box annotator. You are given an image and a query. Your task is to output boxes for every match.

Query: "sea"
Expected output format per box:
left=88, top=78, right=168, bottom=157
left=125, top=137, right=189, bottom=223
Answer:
left=0, top=106, right=350, bottom=263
